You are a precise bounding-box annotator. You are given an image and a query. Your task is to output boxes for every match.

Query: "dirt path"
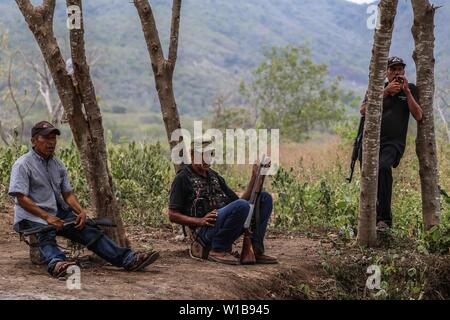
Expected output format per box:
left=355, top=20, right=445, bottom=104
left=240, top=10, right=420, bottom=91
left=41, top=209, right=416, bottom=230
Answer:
left=0, top=207, right=328, bottom=300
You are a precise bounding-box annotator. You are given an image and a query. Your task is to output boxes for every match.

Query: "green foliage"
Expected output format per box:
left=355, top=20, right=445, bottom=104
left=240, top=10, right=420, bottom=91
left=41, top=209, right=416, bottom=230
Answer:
left=241, top=45, right=352, bottom=141
left=334, top=115, right=362, bottom=142
left=321, top=248, right=437, bottom=300
left=108, top=142, right=173, bottom=226
left=57, top=144, right=90, bottom=207
left=210, top=105, right=254, bottom=130
left=0, top=143, right=27, bottom=209
left=424, top=200, right=450, bottom=254
left=270, top=163, right=359, bottom=233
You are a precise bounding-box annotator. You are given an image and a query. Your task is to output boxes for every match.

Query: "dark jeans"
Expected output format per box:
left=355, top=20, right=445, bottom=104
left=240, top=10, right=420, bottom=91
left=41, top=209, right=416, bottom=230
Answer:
left=15, top=210, right=135, bottom=274
left=377, top=145, right=401, bottom=227
left=197, top=192, right=273, bottom=255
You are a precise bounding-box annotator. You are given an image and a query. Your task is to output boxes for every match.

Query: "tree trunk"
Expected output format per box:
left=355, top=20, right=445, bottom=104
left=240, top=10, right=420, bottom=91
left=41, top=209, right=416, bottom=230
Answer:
left=411, top=0, right=441, bottom=230
left=15, top=0, right=129, bottom=247
left=358, top=0, right=398, bottom=247
left=134, top=0, right=182, bottom=169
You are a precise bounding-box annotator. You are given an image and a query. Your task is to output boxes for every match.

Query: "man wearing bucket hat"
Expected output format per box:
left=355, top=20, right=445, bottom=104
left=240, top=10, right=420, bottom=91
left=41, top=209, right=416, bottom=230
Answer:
left=8, top=121, right=159, bottom=277
left=167, top=136, right=278, bottom=265
left=360, top=56, right=423, bottom=231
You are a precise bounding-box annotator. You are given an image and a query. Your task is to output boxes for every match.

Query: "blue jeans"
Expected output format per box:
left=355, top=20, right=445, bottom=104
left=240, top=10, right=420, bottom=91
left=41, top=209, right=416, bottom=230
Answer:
left=197, top=192, right=273, bottom=254
left=15, top=210, right=135, bottom=274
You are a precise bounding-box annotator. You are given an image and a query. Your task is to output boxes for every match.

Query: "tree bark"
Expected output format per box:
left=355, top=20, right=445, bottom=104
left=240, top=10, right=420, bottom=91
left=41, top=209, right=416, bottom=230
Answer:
left=134, top=0, right=182, bottom=168
left=15, top=0, right=129, bottom=246
left=358, top=0, right=398, bottom=247
left=411, top=0, right=441, bottom=230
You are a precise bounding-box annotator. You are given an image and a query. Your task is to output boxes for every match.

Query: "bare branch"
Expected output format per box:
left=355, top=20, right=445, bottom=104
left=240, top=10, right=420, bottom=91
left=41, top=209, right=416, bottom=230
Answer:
left=0, top=121, right=11, bottom=146
left=7, top=52, right=26, bottom=143
left=168, top=0, right=182, bottom=66
left=37, top=0, right=56, bottom=24
left=7, top=52, right=24, bottom=123
left=134, top=0, right=166, bottom=68
left=42, top=0, right=56, bottom=12
left=15, top=0, right=55, bottom=22
left=20, top=51, right=47, bottom=81
left=87, top=48, right=102, bottom=66
left=436, top=97, right=450, bottom=142
left=15, top=0, right=35, bottom=15
left=24, top=90, right=40, bottom=117
left=27, top=53, right=58, bottom=117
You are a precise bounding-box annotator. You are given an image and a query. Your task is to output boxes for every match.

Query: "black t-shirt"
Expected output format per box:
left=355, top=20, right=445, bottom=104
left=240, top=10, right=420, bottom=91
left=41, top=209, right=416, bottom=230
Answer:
left=380, top=83, right=419, bottom=155
left=168, top=165, right=239, bottom=217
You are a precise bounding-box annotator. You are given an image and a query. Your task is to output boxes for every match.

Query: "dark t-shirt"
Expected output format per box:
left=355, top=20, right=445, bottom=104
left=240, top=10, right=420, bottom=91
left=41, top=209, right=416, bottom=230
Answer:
left=380, top=83, right=419, bottom=155
left=168, top=165, right=239, bottom=217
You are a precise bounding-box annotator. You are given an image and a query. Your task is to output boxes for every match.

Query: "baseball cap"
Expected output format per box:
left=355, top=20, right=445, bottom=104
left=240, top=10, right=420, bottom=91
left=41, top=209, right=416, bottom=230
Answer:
left=190, top=136, right=214, bottom=153
left=31, top=121, right=61, bottom=137
left=388, top=56, right=406, bottom=68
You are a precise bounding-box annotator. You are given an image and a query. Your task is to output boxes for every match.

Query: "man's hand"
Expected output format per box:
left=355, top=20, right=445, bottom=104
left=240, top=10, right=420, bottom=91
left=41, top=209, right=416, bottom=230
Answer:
left=46, top=215, right=64, bottom=230
left=74, top=210, right=87, bottom=230
left=384, top=79, right=402, bottom=96
left=396, top=75, right=410, bottom=93
left=360, top=102, right=366, bottom=115
left=251, top=162, right=259, bottom=179
left=251, top=159, right=272, bottom=178
left=199, top=210, right=217, bottom=227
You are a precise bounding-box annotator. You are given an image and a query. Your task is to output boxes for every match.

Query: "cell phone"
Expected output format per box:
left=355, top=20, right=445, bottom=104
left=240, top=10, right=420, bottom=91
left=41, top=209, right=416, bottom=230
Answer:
left=394, top=76, right=404, bottom=84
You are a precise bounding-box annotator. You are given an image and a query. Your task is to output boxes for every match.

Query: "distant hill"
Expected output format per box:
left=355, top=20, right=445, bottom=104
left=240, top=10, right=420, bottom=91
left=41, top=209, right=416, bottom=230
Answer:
left=1, top=0, right=449, bottom=117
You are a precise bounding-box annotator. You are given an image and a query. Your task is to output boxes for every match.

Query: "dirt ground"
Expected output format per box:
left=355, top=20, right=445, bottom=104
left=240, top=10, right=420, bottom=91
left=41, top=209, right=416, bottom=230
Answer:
left=0, top=207, right=329, bottom=300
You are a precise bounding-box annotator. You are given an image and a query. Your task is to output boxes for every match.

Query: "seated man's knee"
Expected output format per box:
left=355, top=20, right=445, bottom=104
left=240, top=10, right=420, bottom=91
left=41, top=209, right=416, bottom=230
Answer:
left=77, top=226, right=104, bottom=249
left=232, top=199, right=250, bottom=217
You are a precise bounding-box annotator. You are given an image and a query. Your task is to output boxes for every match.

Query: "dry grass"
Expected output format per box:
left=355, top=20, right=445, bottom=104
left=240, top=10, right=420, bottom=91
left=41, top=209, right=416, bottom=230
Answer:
left=278, top=135, right=346, bottom=173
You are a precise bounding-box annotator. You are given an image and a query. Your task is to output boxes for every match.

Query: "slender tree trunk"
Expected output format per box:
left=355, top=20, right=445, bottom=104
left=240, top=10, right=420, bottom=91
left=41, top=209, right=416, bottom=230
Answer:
left=358, top=0, right=398, bottom=247
left=411, top=0, right=441, bottom=230
left=15, top=0, right=129, bottom=246
left=134, top=0, right=182, bottom=169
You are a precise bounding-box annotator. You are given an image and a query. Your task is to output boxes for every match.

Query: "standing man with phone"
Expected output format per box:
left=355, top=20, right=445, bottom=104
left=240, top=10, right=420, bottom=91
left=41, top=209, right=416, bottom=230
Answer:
left=360, top=56, right=422, bottom=231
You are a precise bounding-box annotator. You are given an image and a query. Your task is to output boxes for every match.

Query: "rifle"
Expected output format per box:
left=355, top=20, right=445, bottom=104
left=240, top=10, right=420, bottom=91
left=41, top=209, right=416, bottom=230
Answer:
left=21, top=216, right=116, bottom=237
left=346, top=115, right=365, bottom=183
left=240, top=155, right=271, bottom=265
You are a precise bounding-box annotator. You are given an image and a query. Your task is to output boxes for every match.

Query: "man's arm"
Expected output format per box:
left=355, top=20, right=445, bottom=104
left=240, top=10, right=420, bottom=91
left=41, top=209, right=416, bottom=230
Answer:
left=404, top=85, right=423, bottom=122
left=168, top=209, right=216, bottom=227
left=241, top=163, right=264, bottom=200
left=360, top=83, right=401, bottom=115
left=62, top=191, right=87, bottom=230
left=16, top=193, right=64, bottom=229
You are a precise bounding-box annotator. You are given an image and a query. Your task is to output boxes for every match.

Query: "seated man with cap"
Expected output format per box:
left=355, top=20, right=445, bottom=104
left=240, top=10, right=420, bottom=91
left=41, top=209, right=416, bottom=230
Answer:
left=167, top=138, right=278, bottom=265
left=8, top=121, right=159, bottom=277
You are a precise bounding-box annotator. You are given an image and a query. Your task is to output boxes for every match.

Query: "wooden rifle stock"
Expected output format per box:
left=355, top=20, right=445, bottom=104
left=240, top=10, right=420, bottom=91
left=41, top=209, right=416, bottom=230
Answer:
left=240, top=155, right=270, bottom=265
left=240, top=229, right=256, bottom=265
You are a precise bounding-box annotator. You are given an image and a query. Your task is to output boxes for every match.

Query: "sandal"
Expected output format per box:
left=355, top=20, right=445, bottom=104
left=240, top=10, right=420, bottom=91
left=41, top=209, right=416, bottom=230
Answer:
left=51, top=261, right=76, bottom=278
left=127, top=251, right=160, bottom=271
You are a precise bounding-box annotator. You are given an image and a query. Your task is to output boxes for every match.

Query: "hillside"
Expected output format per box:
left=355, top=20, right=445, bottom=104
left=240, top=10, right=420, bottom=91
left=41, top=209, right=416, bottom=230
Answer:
left=0, top=0, right=449, bottom=118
